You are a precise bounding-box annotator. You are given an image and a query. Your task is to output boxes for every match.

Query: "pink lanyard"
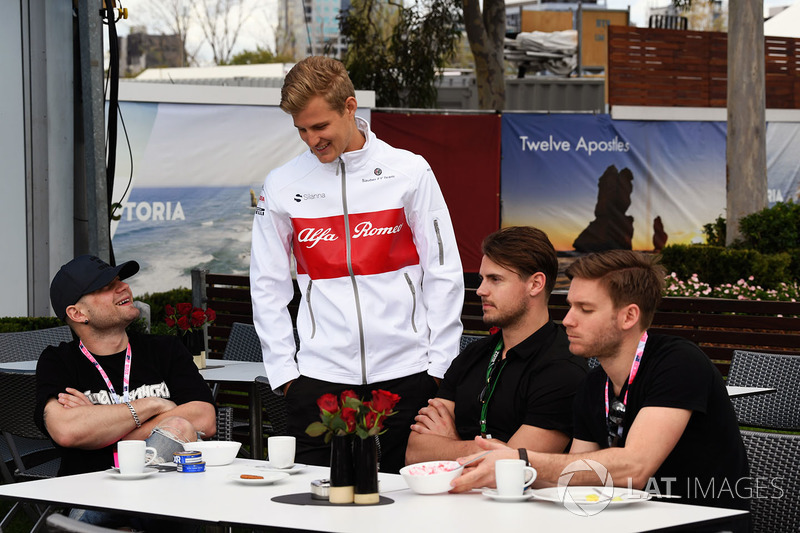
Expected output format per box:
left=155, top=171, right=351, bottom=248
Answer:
left=79, top=340, right=132, bottom=404
left=604, top=331, right=648, bottom=428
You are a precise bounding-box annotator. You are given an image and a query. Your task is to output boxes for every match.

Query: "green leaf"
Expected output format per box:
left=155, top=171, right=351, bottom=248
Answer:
left=305, top=421, right=329, bottom=437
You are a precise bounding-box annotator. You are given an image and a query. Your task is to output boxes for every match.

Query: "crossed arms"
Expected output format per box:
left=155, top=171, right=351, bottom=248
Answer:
left=406, top=397, right=571, bottom=465
left=43, top=388, right=216, bottom=450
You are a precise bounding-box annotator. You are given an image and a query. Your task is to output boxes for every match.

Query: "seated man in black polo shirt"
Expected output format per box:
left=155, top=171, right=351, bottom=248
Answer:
left=451, top=250, right=750, bottom=512
left=405, top=226, right=588, bottom=464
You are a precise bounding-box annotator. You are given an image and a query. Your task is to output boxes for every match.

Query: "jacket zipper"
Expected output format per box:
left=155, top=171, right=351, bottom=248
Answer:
left=433, top=218, right=444, bottom=266
left=339, top=159, right=368, bottom=384
left=305, top=279, right=316, bottom=339
left=404, top=273, right=418, bottom=333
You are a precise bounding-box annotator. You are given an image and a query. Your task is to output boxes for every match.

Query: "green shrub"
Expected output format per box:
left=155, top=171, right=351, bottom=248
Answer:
left=738, top=200, right=800, bottom=253
left=135, top=288, right=192, bottom=327
left=660, top=244, right=792, bottom=288
left=0, top=316, right=64, bottom=333
left=703, top=215, right=726, bottom=246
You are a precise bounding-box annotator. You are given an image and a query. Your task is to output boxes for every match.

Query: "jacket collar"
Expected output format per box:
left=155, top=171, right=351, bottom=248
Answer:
left=333, top=116, right=374, bottom=170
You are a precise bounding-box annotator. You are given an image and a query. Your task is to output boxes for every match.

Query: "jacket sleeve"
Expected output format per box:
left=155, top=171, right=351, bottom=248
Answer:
left=406, top=157, right=464, bottom=378
left=250, top=179, right=300, bottom=393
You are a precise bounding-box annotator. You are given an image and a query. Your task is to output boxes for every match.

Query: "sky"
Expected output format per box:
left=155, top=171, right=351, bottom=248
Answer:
left=114, top=0, right=798, bottom=66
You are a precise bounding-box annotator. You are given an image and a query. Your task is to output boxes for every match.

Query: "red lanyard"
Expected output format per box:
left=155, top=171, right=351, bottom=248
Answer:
left=604, top=331, right=648, bottom=431
left=79, top=340, right=132, bottom=404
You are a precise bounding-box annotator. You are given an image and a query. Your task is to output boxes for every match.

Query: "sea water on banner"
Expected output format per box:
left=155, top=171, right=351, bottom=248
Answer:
left=112, top=186, right=255, bottom=294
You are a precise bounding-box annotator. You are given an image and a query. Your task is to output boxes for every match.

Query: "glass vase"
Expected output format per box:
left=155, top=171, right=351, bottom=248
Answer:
left=329, top=434, right=354, bottom=504
left=353, top=436, right=379, bottom=504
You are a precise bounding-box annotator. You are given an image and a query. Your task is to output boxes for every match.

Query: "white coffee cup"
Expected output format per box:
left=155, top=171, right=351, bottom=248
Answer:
left=117, top=440, right=157, bottom=475
left=495, top=459, right=537, bottom=496
left=268, top=436, right=296, bottom=469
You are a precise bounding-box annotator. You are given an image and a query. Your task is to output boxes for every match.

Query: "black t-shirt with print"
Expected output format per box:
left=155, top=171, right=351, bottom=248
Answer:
left=573, top=333, right=750, bottom=510
left=35, top=333, right=214, bottom=476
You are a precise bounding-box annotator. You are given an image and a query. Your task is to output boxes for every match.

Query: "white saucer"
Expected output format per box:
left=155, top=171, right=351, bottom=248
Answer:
left=106, top=469, right=157, bottom=480
left=482, top=488, right=535, bottom=502
left=256, top=463, right=307, bottom=474
left=230, top=472, right=291, bottom=485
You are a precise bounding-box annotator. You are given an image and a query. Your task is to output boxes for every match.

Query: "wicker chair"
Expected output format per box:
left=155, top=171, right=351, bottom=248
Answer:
left=727, top=350, right=800, bottom=430
left=0, top=371, right=60, bottom=532
left=215, top=323, right=290, bottom=454
left=740, top=430, right=800, bottom=533
left=0, top=326, right=73, bottom=363
left=459, top=334, right=483, bottom=352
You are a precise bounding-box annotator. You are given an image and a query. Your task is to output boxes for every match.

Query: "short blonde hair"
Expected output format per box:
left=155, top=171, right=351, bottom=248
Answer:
left=280, top=56, right=355, bottom=115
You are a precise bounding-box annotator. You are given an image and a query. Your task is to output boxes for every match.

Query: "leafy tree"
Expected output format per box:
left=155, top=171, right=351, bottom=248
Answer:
left=224, top=46, right=294, bottom=65
left=340, top=0, right=462, bottom=108
left=462, top=0, right=505, bottom=110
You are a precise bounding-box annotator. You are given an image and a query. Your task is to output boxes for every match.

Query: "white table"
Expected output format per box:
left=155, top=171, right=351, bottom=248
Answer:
left=0, top=360, right=269, bottom=459
left=726, top=386, right=778, bottom=398
left=0, top=461, right=748, bottom=533
left=199, top=361, right=268, bottom=459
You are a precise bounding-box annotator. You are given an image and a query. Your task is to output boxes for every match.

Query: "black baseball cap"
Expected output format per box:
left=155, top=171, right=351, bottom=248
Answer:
left=50, top=255, right=140, bottom=320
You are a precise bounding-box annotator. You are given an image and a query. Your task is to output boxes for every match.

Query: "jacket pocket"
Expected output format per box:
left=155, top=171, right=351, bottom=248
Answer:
left=305, top=280, right=316, bottom=339
left=433, top=218, right=444, bottom=266
left=404, top=273, right=418, bottom=333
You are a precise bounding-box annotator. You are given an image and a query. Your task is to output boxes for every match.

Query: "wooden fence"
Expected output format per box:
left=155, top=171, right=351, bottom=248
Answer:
left=195, top=269, right=800, bottom=378
left=608, top=26, right=800, bottom=108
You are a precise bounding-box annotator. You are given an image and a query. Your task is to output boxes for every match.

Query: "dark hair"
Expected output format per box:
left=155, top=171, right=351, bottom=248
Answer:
left=565, top=250, right=665, bottom=329
left=481, top=226, right=558, bottom=297
left=280, top=56, right=355, bottom=115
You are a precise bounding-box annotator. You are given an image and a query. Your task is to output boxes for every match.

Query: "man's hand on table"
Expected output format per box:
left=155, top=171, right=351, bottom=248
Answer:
left=449, top=436, right=516, bottom=493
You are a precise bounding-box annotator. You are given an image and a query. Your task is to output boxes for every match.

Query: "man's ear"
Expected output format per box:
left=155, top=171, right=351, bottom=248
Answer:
left=65, top=305, right=86, bottom=324
left=528, top=272, right=546, bottom=298
left=618, top=304, right=641, bottom=332
left=344, top=96, right=358, bottom=116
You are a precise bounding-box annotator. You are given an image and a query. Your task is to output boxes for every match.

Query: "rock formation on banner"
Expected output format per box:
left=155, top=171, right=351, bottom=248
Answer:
left=652, top=216, right=668, bottom=252
left=573, top=165, right=634, bottom=253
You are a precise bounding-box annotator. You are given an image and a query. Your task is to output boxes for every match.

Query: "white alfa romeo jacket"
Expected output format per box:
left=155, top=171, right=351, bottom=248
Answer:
left=251, top=117, right=464, bottom=391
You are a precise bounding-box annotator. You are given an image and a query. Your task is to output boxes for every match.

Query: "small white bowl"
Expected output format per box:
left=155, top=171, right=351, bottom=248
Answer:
left=399, top=461, right=462, bottom=494
left=182, top=441, right=241, bottom=466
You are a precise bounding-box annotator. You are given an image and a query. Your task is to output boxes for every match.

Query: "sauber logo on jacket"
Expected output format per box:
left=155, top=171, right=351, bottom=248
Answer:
left=292, top=208, right=419, bottom=279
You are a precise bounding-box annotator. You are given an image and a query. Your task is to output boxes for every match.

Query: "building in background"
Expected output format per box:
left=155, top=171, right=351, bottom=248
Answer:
left=118, top=27, right=184, bottom=77
left=277, top=0, right=347, bottom=59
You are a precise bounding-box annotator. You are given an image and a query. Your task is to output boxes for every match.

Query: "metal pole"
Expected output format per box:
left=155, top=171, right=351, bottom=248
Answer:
left=77, top=0, right=110, bottom=261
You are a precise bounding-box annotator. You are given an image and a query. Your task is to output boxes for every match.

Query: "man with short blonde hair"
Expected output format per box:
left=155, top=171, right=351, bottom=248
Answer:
left=251, top=56, right=464, bottom=473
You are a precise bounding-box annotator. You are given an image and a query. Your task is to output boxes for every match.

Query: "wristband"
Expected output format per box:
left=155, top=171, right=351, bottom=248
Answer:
left=125, top=401, right=142, bottom=428
left=518, top=448, right=529, bottom=466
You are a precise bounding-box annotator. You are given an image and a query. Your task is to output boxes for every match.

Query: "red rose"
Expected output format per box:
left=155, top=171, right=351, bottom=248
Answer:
left=371, top=389, right=401, bottom=413
left=165, top=304, right=175, bottom=316
left=205, top=308, right=216, bottom=323
left=364, top=410, right=379, bottom=430
left=316, top=393, right=339, bottom=414
left=165, top=316, right=176, bottom=328
left=176, top=315, right=190, bottom=331
left=340, top=389, right=359, bottom=403
left=190, top=309, right=207, bottom=328
left=177, top=303, right=193, bottom=316
left=340, top=407, right=357, bottom=432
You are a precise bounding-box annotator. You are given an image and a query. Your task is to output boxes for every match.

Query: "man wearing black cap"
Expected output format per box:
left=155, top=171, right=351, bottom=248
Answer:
left=34, top=255, right=216, bottom=481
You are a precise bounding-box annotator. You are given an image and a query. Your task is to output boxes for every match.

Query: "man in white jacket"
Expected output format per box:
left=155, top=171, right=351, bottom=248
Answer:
left=250, top=56, right=464, bottom=473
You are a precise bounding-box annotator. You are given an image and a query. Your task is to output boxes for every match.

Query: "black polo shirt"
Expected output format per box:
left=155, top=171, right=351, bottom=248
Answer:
left=438, top=322, right=588, bottom=442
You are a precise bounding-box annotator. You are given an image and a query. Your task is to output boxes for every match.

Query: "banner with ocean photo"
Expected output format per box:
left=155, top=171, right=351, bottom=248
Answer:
left=110, top=101, right=311, bottom=295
